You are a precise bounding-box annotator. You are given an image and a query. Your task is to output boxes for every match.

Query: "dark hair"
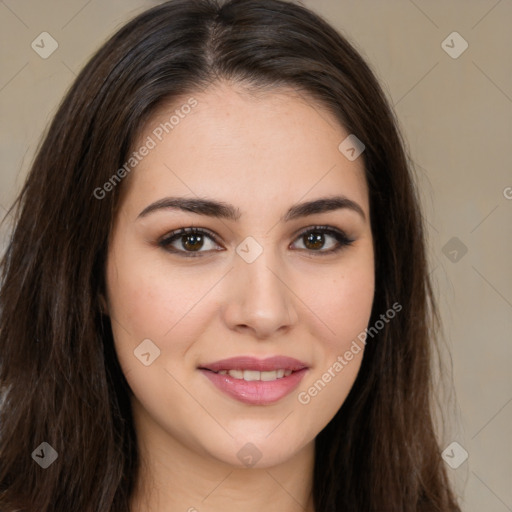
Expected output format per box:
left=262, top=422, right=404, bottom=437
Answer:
left=0, top=0, right=461, bottom=510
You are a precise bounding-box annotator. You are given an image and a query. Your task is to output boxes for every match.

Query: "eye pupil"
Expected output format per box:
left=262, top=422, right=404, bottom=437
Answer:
left=183, top=234, right=204, bottom=251
left=304, top=232, right=324, bottom=250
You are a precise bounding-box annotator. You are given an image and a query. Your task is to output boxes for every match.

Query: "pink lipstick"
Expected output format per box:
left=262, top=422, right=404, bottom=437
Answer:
left=198, top=356, right=309, bottom=405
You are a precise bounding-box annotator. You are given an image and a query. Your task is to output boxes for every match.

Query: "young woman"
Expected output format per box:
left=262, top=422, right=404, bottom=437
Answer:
left=0, top=0, right=461, bottom=510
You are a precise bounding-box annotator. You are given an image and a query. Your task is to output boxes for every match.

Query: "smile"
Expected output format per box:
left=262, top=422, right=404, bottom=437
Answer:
left=214, top=369, right=293, bottom=380
left=198, top=356, right=309, bottom=405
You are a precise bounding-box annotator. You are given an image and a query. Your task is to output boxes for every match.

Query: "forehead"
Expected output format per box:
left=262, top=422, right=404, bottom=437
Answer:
left=123, top=83, right=369, bottom=218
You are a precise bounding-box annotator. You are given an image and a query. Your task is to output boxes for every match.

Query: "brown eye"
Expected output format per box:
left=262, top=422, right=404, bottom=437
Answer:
left=303, top=232, right=325, bottom=250
left=181, top=233, right=204, bottom=251
left=291, top=226, right=354, bottom=255
left=159, top=227, right=222, bottom=257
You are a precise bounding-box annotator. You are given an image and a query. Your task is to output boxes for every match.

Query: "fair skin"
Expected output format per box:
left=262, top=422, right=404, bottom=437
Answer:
left=104, top=82, right=375, bottom=512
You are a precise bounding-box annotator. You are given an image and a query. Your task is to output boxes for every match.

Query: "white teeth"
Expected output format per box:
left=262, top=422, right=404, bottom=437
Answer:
left=228, top=369, right=243, bottom=379
left=221, top=369, right=294, bottom=381
left=243, top=370, right=260, bottom=381
left=260, top=370, right=277, bottom=381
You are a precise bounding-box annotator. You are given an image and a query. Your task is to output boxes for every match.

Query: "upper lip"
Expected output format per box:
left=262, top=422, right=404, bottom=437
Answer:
left=199, top=356, right=309, bottom=372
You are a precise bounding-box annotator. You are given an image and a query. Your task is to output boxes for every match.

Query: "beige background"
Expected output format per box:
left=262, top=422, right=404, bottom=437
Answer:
left=1, top=1, right=511, bottom=510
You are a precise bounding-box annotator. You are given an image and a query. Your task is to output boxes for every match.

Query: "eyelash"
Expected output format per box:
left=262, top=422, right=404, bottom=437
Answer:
left=158, top=225, right=354, bottom=258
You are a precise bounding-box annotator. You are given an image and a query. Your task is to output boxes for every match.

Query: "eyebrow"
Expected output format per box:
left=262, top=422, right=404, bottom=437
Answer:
left=137, top=195, right=366, bottom=222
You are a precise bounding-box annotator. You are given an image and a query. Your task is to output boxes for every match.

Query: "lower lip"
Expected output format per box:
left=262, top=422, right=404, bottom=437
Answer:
left=199, top=368, right=308, bottom=405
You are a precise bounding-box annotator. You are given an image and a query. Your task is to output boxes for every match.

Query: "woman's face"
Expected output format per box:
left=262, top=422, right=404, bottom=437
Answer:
left=105, top=82, right=374, bottom=469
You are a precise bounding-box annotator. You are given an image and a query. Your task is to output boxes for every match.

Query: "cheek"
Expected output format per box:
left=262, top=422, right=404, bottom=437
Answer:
left=104, top=249, right=227, bottom=396
left=327, top=273, right=374, bottom=347
left=295, top=247, right=374, bottom=418
left=104, top=254, right=212, bottom=414
left=309, top=248, right=375, bottom=352
left=106, top=252, right=212, bottom=340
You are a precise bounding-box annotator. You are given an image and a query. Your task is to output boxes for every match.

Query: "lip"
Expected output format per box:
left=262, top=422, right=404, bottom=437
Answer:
left=198, top=356, right=309, bottom=405
left=199, top=355, right=308, bottom=372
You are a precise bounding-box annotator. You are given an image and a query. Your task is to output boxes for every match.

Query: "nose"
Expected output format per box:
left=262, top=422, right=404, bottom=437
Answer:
left=221, top=247, right=299, bottom=340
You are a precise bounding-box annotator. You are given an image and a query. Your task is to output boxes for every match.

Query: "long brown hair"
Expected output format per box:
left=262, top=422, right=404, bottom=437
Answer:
left=0, top=0, right=461, bottom=510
